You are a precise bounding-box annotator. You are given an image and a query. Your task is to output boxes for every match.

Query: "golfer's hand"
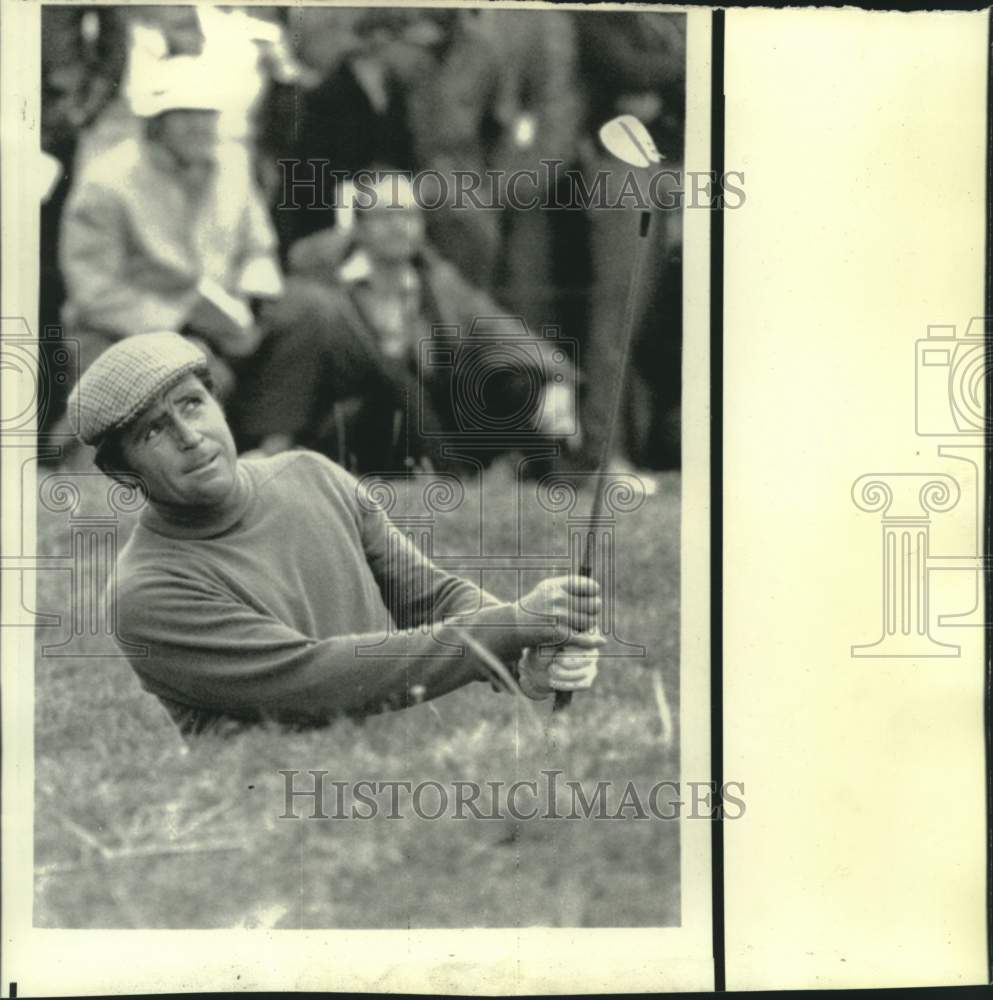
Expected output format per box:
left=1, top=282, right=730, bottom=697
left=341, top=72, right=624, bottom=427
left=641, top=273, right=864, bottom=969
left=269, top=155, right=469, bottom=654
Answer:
left=519, top=630, right=604, bottom=700
left=519, top=575, right=601, bottom=645
left=549, top=629, right=603, bottom=691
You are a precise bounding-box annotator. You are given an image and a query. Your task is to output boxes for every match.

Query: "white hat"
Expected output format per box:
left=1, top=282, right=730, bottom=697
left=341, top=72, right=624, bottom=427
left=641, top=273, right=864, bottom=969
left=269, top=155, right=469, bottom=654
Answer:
left=131, top=56, right=224, bottom=117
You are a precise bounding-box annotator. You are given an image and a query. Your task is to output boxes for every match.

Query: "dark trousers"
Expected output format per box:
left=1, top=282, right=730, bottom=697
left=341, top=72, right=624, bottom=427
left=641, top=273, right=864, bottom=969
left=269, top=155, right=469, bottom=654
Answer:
left=230, top=280, right=548, bottom=474
left=581, top=158, right=683, bottom=470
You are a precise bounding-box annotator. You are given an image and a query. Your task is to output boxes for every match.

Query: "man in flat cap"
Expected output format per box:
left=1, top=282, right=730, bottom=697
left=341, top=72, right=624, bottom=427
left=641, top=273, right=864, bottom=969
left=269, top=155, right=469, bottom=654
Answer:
left=70, top=333, right=603, bottom=736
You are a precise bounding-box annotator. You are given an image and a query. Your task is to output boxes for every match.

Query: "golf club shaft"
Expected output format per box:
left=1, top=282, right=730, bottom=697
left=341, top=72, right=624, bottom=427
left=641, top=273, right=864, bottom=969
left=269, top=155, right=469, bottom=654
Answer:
left=553, top=210, right=653, bottom=712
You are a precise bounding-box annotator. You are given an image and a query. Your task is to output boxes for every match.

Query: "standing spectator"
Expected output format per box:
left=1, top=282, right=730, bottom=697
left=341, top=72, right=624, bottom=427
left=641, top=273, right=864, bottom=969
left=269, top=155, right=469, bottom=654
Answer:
left=399, top=9, right=506, bottom=291
left=76, top=5, right=204, bottom=169
left=477, top=8, right=584, bottom=332
left=576, top=11, right=686, bottom=471
left=278, top=7, right=416, bottom=248
left=195, top=5, right=309, bottom=199
left=79, top=6, right=305, bottom=185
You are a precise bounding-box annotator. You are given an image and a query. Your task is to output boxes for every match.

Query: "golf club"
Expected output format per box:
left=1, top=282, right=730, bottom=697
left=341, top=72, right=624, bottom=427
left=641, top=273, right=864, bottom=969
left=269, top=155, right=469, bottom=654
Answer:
left=553, top=114, right=661, bottom=713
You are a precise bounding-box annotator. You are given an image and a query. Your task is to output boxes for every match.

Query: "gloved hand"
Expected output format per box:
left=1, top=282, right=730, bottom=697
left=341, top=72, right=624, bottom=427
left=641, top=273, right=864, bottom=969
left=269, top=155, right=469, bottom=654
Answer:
left=518, top=629, right=604, bottom=701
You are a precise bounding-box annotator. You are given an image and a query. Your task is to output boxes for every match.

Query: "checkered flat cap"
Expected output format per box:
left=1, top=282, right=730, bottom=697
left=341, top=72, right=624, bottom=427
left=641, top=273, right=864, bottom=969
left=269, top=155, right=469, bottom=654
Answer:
left=69, top=332, right=210, bottom=446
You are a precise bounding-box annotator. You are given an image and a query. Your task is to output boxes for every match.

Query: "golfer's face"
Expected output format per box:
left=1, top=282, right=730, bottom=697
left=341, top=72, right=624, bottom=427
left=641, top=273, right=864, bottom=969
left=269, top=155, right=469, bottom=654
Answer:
left=121, top=375, right=238, bottom=510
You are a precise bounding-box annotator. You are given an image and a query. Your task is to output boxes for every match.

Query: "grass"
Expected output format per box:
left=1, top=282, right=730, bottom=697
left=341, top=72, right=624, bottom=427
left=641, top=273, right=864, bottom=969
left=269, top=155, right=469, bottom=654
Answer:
left=33, top=456, right=680, bottom=929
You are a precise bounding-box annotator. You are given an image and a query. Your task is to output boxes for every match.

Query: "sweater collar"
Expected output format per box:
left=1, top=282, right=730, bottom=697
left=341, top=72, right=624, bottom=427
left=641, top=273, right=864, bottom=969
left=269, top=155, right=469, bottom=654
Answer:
left=139, top=461, right=255, bottom=540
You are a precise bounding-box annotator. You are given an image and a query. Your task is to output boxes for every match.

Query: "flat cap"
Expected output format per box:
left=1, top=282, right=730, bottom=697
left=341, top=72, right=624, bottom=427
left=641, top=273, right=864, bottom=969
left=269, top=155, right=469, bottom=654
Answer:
left=69, top=332, right=210, bottom=446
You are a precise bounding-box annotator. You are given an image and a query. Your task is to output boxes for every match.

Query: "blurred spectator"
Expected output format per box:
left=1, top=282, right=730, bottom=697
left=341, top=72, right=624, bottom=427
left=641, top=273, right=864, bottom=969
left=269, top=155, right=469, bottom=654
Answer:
left=61, top=57, right=280, bottom=376
left=279, top=7, right=416, bottom=248
left=57, top=59, right=283, bottom=427
left=40, top=6, right=126, bottom=430
left=197, top=5, right=310, bottom=197
left=39, top=8, right=685, bottom=474
left=41, top=6, right=125, bottom=158
left=285, top=6, right=368, bottom=80
left=234, top=176, right=578, bottom=474
left=397, top=9, right=506, bottom=292
left=576, top=11, right=686, bottom=471
left=477, top=8, right=584, bottom=331
left=79, top=6, right=305, bottom=181
left=76, top=6, right=204, bottom=167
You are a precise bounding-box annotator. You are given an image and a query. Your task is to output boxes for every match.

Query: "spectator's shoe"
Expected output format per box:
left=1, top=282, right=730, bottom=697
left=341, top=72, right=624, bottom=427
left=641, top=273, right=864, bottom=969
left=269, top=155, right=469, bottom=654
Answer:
left=607, top=455, right=658, bottom=497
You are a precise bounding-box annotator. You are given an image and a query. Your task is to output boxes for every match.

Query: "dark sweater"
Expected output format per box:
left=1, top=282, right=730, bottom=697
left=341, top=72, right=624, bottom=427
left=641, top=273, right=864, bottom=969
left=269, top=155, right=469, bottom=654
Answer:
left=116, top=451, right=500, bottom=735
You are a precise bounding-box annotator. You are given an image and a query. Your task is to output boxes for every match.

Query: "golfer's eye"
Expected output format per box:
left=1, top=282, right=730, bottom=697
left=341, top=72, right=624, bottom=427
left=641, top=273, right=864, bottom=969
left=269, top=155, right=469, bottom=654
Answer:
left=144, top=424, right=162, bottom=443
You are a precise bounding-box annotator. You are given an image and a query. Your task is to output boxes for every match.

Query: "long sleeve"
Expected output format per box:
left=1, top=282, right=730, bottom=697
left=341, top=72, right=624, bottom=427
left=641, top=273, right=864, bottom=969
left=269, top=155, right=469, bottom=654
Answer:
left=234, top=181, right=283, bottom=297
left=119, top=567, right=492, bottom=726
left=356, top=483, right=502, bottom=632
left=114, top=451, right=530, bottom=731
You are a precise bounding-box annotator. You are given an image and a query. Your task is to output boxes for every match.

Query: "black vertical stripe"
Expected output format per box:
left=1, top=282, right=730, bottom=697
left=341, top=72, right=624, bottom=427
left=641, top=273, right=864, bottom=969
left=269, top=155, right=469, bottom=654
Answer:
left=710, top=9, right=727, bottom=994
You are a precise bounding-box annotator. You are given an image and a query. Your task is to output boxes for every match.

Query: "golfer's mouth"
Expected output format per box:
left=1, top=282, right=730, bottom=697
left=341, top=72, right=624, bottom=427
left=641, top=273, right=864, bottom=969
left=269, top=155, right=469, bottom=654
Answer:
left=185, top=453, right=219, bottom=475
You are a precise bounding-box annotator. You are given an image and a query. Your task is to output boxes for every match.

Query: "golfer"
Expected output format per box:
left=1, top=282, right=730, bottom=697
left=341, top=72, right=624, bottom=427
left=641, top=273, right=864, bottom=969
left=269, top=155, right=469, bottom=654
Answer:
left=69, top=333, right=603, bottom=736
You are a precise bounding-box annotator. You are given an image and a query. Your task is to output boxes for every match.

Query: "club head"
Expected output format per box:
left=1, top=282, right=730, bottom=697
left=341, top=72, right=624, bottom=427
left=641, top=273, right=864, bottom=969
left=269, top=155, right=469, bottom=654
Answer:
left=598, top=114, right=664, bottom=168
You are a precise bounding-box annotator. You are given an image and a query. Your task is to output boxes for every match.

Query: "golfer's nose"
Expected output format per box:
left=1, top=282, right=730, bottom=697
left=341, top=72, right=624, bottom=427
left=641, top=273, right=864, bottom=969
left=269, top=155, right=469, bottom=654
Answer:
left=173, top=416, right=202, bottom=449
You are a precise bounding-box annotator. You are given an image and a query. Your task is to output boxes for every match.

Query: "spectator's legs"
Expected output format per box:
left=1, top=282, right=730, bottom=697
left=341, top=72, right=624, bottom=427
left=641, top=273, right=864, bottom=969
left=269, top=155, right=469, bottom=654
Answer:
left=227, top=279, right=365, bottom=447
left=581, top=158, right=674, bottom=469
left=496, top=200, right=557, bottom=329
left=421, top=168, right=503, bottom=292
left=228, top=279, right=448, bottom=472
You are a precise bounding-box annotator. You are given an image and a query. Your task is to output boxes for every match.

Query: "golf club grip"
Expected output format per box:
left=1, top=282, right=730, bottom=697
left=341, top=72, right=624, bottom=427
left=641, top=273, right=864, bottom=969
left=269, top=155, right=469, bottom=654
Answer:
left=552, top=546, right=595, bottom=713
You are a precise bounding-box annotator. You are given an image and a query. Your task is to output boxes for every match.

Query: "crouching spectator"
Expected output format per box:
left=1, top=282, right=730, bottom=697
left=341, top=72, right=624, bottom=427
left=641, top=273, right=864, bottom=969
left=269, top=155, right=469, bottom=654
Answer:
left=56, top=58, right=283, bottom=439
left=234, top=175, right=580, bottom=475
left=60, top=57, right=282, bottom=391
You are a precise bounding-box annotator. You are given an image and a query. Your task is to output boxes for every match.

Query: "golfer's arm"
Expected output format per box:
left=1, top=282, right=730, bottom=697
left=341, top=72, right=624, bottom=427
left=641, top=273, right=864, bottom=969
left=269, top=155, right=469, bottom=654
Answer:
left=119, top=574, right=507, bottom=725
left=359, top=489, right=507, bottom=631
left=358, top=507, right=546, bottom=670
